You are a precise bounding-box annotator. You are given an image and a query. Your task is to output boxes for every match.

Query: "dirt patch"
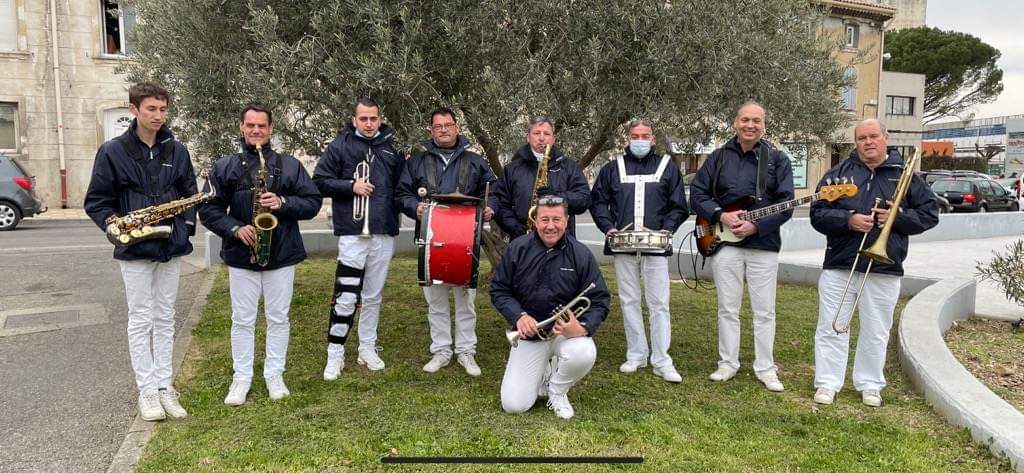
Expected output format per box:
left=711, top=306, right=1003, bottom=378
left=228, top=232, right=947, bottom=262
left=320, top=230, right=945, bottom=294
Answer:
left=944, top=317, right=1024, bottom=412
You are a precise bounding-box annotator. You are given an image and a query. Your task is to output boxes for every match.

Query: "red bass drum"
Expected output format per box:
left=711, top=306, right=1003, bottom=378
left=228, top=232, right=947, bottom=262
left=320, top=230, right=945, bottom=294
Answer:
left=416, top=195, right=482, bottom=288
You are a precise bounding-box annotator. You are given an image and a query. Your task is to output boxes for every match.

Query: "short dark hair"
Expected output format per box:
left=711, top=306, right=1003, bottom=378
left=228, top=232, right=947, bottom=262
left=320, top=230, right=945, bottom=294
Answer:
left=128, top=82, right=170, bottom=107
left=352, top=97, right=380, bottom=116
left=430, top=107, right=457, bottom=125
left=239, top=102, right=273, bottom=125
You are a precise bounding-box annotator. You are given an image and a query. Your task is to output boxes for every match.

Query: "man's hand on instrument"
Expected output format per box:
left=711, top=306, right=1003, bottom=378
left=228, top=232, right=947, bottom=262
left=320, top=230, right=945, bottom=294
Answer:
left=606, top=228, right=619, bottom=235
left=872, top=200, right=893, bottom=225
left=483, top=206, right=494, bottom=222
left=259, top=192, right=281, bottom=210
left=720, top=210, right=744, bottom=228
left=516, top=313, right=539, bottom=339
left=235, top=225, right=258, bottom=247
left=848, top=213, right=875, bottom=233
left=353, top=178, right=375, bottom=196
left=552, top=308, right=586, bottom=338
left=730, top=221, right=758, bottom=238
left=416, top=203, right=427, bottom=220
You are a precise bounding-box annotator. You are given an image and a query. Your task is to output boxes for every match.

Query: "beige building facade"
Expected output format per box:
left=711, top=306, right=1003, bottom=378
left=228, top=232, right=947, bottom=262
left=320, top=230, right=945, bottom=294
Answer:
left=880, top=0, right=927, bottom=30
left=1, top=0, right=136, bottom=209
left=880, top=70, right=926, bottom=159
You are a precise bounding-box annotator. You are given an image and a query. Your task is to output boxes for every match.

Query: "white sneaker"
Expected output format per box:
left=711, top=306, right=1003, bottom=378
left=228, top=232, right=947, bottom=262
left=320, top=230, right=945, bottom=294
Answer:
left=138, top=392, right=166, bottom=421
left=323, top=352, right=344, bottom=381
left=653, top=365, right=683, bottom=383
left=814, top=387, right=836, bottom=405
left=266, top=375, right=290, bottom=401
left=547, top=392, right=575, bottom=420
left=357, top=348, right=386, bottom=371
left=708, top=366, right=737, bottom=382
left=862, top=389, right=882, bottom=407
left=224, top=379, right=251, bottom=406
left=619, top=359, right=647, bottom=373
left=757, top=372, right=785, bottom=392
left=457, top=353, right=482, bottom=377
left=422, top=354, right=451, bottom=373
left=158, top=387, right=188, bottom=419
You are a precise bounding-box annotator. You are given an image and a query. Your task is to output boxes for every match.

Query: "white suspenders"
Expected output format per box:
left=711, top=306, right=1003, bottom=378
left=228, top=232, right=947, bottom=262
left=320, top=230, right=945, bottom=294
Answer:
left=616, top=154, right=670, bottom=230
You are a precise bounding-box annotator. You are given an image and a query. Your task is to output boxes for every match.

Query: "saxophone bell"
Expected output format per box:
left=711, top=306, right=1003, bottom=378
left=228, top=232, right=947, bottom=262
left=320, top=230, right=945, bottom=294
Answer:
left=251, top=143, right=277, bottom=266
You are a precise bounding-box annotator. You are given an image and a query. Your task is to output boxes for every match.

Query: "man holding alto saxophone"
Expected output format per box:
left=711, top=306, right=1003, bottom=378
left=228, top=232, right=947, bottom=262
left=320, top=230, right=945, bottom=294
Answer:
left=492, top=196, right=610, bottom=420
left=810, top=119, right=937, bottom=407
left=199, top=103, right=321, bottom=405
left=84, top=82, right=197, bottom=422
left=314, top=97, right=405, bottom=379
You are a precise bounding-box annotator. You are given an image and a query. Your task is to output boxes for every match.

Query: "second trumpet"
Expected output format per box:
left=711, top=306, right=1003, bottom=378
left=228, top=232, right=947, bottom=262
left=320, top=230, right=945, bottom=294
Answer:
left=506, top=282, right=596, bottom=347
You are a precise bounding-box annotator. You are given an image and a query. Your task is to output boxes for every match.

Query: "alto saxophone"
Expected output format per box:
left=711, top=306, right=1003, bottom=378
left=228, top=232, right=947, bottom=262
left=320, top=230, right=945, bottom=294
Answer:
left=525, top=143, right=553, bottom=233
left=105, top=190, right=214, bottom=246
left=250, top=143, right=278, bottom=266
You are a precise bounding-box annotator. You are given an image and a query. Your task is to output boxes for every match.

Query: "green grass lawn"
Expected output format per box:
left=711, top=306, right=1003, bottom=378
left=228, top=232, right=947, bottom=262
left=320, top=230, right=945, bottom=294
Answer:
left=138, top=256, right=1010, bottom=472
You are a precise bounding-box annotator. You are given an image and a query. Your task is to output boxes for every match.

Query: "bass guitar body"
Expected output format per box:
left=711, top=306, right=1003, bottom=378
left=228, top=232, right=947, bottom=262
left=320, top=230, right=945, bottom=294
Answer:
left=694, top=197, right=754, bottom=258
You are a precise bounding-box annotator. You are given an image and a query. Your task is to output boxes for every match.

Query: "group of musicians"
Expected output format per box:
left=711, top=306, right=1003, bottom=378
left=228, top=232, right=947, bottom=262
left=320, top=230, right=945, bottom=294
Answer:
left=84, top=82, right=938, bottom=423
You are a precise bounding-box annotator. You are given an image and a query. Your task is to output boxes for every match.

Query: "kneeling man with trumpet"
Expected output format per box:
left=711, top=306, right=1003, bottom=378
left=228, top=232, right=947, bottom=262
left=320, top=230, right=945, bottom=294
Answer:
left=491, top=195, right=610, bottom=419
left=810, top=119, right=937, bottom=407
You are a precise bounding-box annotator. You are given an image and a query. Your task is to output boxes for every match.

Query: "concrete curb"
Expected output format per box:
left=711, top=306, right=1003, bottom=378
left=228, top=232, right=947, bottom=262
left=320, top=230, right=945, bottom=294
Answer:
left=106, top=268, right=216, bottom=473
left=898, top=277, right=1024, bottom=472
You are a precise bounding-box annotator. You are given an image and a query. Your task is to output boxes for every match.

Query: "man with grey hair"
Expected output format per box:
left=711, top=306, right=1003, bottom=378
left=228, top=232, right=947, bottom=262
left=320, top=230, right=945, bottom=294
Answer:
left=590, top=118, right=689, bottom=383
left=809, top=118, right=937, bottom=407
left=492, top=116, right=591, bottom=238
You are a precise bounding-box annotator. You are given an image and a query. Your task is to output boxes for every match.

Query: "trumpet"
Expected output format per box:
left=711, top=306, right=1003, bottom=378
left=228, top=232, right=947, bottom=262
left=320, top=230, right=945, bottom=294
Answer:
left=831, top=147, right=921, bottom=334
left=353, top=149, right=372, bottom=239
left=505, top=282, right=595, bottom=347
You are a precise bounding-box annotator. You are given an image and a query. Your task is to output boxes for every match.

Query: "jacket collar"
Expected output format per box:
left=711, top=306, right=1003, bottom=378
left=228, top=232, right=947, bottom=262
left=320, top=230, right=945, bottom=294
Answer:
left=422, top=135, right=472, bottom=159
left=126, top=119, right=174, bottom=148
left=514, top=143, right=564, bottom=163
left=531, top=230, right=569, bottom=251
left=848, top=148, right=903, bottom=171
left=344, top=123, right=396, bottom=146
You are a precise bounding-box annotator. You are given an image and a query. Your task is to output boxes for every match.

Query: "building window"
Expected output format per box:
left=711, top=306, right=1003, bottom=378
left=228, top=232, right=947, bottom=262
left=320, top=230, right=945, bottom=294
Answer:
left=103, top=108, right=133, bottom=142
left=886, top=96, right=915, bottom=116
left=844, top=23, right=860, bottom=49
left=842, top=67, right=857, bottom=111
left=0, top=0, right=17, bottom=51
left=0, top=102, right=18, bottom=152
left=101, top=0, right=137, bottom=56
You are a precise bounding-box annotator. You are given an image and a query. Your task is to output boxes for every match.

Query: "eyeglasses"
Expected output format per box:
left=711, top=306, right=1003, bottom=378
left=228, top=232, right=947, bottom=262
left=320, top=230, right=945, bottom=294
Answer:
left=537, top=195, right=565, bottom=205
left=431, top=123, right=457, bottom=131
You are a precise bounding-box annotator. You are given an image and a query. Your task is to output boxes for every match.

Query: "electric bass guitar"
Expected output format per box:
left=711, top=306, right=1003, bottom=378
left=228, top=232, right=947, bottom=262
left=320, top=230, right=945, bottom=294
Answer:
left=694, top=183, right=857, bottom=257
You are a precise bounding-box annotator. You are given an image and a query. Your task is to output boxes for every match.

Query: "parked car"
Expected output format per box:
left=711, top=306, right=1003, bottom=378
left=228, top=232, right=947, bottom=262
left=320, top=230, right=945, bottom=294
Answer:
left=0, top=155, right=47, bottom=230
left=917, top=170, right=953, bottom=185
left=931, top=177, right=1019, bottom=213
left=934, top=192, right=952, bottom=213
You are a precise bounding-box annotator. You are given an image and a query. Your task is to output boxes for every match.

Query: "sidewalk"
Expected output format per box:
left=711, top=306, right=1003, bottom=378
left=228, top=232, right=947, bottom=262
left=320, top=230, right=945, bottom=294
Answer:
left=780, top=235, right=1023, bottom=322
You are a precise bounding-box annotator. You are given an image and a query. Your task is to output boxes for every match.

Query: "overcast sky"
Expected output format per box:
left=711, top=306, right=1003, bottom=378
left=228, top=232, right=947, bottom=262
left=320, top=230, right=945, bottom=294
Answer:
left=926, top=0, right=1022, bottom=121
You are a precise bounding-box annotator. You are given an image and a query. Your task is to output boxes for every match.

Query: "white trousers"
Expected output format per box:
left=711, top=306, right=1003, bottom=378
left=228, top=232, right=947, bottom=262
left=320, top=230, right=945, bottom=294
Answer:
left=613, top=254, right=673, bottom=368
left=119, top=258, right=181, bottom=394
left=423, top=284, right=477, bottom=357
left=500, top=336, right=597, bottom=413
left=710, top=246, right=780, bottom=375
left=328, top=235, right=395, bottom=356
left=814, top=269, right=900, bottom=392
left=228, top=265, right=295, bottom=381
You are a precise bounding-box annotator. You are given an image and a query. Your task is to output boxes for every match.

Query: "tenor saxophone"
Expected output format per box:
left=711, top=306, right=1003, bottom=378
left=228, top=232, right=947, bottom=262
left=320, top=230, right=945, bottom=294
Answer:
left=105, top=190, right=214, bottom=246
left=250, top=143, right=278, bottom=266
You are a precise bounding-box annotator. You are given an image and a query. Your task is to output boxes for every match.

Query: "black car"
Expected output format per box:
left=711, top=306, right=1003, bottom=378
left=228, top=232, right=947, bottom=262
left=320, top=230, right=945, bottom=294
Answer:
left=0, top=155, right=47, bottom=230
left=931, top=177, right=1019, bottom=213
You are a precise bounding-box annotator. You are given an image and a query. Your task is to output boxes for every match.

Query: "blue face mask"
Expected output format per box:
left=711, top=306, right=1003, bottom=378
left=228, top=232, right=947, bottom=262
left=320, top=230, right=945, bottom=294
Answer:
left=629, top=140, right=652, bottom=158
left=357, top=129, right=381, bottom=139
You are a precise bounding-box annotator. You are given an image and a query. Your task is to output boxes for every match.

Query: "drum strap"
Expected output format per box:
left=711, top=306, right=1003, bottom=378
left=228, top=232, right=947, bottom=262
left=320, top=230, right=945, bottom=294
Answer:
left=423, top=151, right=474, bottom=196
left=327, top=262, right=364, bottom=345
left=617, top=154, right=670, bottom=230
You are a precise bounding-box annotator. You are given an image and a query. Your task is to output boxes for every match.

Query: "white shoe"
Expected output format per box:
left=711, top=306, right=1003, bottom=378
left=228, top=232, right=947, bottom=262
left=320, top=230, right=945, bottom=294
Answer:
left=862, top=389, right=882, bottom=407
left=619, top=359, right=647, bottom=373
left=814, top=387, right=836, bottom=405
left=708, top=366, right=737, bottom=382
left=653, top=365, right=683, bottom=383
left=266, top=375, right=290, bottom=401
left=224, top=379, right=251, bottom=406
left=324, top=352, right=344, bottom=381
left=547, top=392, right=575, bottom=420
left=138, top=392, right=166, bottom=421
left=158, top=387, right=188, bottom=419
left=422, top=354, right=451, bottom=373
left=357, top=348, right=386, bottom=371
left=757, top=372, right=785, bottom=392
left=457, top=354, right=482, bottom=377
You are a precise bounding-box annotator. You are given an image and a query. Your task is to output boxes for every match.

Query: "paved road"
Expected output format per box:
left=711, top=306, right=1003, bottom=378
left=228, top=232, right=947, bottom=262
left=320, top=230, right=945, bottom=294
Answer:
left=0, top=219, right=206, bottom=473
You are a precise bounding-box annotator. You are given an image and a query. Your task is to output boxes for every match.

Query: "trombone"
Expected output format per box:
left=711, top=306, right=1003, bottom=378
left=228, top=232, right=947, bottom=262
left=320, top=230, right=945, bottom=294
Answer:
left=831, top=148, right=921, bottom=334
left=353, top=149, right=372, bottom=238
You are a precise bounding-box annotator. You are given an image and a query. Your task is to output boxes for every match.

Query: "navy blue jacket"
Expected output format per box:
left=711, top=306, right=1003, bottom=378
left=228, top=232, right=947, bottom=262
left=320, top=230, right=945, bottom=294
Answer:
left=811, top=149, right=938, bottom=276
left=491, top=144, right=591, bottom=238
left=313, top=124, right=404, bottom=236
left=490, top=232, right=611, bottom=339
left=84, top=121, right=197, bottom=262
left=689, top=138, right=795, bottom=253
left=589, top=148, right=689, bottom=256
left=395, top=136, right=497, bottom=219
left=199, top=142, right=322, bottom=271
